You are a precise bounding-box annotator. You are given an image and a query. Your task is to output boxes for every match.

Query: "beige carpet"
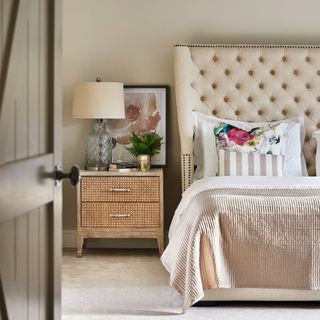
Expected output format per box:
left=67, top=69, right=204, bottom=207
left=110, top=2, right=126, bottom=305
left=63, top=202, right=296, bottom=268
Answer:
left=62, top=249, right=320, bottom=319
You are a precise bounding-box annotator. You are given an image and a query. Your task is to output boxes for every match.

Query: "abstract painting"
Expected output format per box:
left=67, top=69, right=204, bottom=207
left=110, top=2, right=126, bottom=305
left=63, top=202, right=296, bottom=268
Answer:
left=106, top=86, right=167, bottom=166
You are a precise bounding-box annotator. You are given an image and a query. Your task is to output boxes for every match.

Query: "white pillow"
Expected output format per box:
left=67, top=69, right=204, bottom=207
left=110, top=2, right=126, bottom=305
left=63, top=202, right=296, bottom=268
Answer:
left=192, top=111, right=307, bottom=179
left=218, top=149, right=284, bottom=177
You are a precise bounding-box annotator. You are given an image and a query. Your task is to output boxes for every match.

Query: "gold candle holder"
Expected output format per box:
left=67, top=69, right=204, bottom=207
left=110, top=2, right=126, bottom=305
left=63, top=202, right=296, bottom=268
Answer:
left=138, top=154, right=151, bottom=172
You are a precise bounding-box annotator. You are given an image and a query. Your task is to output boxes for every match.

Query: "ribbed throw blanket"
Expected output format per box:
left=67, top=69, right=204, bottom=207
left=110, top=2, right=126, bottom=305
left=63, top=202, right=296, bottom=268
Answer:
left=161, top=177, right=320, bottom=311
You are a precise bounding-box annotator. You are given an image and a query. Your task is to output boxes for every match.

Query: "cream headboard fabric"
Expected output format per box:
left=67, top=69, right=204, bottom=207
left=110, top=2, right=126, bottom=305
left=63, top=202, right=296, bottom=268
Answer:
left=175, top=44, right=320, bottom=191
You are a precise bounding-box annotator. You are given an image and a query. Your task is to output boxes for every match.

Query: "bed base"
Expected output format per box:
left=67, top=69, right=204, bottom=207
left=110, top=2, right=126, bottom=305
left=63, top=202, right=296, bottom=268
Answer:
left=200, top=235, right=320, bottom=301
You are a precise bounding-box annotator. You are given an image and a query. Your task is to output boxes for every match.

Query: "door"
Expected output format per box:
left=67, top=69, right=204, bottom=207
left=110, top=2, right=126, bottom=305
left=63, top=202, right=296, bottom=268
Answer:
left=0, top=0, right=62, bottom=319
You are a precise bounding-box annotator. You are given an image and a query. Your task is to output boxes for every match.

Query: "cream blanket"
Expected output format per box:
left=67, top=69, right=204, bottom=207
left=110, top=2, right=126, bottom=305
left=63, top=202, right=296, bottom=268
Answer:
left=161, top=177, right=320, bottom=311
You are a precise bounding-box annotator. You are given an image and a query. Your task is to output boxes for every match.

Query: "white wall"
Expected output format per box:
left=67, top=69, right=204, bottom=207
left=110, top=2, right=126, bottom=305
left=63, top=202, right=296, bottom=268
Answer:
left=62, top=0, right=320, bottom=247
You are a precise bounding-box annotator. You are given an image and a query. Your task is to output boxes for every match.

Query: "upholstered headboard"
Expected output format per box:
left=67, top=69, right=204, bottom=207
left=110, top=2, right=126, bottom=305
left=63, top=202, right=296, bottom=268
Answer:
left=175, top=44, right=320, bottom=191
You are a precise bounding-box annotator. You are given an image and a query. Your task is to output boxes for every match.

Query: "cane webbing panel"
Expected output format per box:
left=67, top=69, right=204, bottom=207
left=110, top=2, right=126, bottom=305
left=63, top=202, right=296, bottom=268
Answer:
left=81, top=202, right=160, bottom=228
left=81, top=176, right=160, bottom=202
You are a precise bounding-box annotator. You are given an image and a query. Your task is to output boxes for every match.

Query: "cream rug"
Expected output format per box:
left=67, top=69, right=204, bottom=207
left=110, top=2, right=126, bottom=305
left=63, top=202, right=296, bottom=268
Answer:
left=62, top=249, right=320, bottom=319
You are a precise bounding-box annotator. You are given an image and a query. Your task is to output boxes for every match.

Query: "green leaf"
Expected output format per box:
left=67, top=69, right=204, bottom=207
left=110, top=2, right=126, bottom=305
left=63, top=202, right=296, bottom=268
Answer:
left=126, top=131, right=163, bottom=158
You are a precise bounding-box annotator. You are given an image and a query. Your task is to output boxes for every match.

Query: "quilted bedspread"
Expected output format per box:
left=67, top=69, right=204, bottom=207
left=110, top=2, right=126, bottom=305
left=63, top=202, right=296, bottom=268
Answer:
left=161, top=177, right=320, bottom=311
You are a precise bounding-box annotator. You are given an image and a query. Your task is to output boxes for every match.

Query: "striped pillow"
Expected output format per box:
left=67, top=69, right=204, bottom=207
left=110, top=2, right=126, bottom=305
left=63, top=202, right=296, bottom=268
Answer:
left=218, top=149, right=283, bottom=176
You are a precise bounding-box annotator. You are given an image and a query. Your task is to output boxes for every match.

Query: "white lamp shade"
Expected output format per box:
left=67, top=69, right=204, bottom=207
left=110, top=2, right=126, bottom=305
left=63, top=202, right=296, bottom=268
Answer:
left=72, top=82, right=125, bottom=119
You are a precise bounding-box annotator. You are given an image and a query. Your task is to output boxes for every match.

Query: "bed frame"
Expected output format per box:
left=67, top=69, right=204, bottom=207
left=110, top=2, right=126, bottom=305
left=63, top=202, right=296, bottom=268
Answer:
left=175, top=44, right=320, bottom=190
left=174, top=44, right=320, bottom=301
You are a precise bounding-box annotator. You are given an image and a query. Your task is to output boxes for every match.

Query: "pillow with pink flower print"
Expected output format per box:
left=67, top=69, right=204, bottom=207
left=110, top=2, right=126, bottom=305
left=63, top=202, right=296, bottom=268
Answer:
left=214, top=122, right=288, bottom=155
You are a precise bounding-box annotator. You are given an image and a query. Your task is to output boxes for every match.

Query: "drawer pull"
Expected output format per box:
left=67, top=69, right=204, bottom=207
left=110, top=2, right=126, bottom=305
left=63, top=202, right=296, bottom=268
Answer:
left=110, top=213, right=131, bottom=218
left=109, top=188, right=131, bottom=192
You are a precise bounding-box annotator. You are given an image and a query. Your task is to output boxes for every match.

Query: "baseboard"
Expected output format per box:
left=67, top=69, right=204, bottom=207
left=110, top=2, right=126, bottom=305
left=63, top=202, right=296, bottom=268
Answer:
left=63, top=230, right=77, bottom=248
left=63, top=229, right=159, bottom=249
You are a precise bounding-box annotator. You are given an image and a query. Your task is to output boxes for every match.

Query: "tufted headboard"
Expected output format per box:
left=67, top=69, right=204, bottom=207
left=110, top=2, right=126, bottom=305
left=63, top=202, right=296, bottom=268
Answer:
left=174, top=44, right=320, bottom=191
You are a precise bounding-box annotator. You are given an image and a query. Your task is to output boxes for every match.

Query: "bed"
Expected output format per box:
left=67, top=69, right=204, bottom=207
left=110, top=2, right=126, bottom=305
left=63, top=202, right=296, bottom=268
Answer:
left=161, top=44, right=320, bottom=311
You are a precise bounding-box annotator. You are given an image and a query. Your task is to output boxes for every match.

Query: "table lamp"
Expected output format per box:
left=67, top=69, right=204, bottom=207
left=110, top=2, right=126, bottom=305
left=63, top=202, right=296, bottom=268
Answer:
left=72, top=78, right=125, bottom=170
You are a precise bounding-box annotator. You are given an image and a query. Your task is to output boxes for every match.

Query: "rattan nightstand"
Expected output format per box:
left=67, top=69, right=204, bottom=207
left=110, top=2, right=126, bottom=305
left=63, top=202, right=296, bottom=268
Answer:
left=77, top=169, right=164, bottom=257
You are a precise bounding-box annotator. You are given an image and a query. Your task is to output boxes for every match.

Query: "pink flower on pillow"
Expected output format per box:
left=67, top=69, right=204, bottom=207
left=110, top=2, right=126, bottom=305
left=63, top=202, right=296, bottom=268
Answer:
left=227, top=128, right=254, bottom=146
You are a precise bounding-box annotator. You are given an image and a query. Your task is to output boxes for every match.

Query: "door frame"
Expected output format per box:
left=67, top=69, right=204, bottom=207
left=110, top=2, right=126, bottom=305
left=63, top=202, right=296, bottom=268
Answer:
left=52, top=0, right=63, bottom=319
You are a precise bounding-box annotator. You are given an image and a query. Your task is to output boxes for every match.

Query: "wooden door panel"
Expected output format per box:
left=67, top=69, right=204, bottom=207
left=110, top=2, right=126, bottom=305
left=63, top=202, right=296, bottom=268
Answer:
left=0, top=0, right=50, bottom=165
left=0, top=0, right=15, bottom=50
left=0, top=0, right=61, bottom=319
left=0, top=0, right=27, bottom=118
left=0, top=0, right=16, bottom=92
left=0, top=207, right=50, bottom=320
left=0, top=154, right=54, bottom=223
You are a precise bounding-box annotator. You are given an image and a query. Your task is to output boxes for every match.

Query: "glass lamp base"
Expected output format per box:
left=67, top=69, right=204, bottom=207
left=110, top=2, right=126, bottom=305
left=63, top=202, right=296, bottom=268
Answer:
left=85, top=120, right=112, bottom=170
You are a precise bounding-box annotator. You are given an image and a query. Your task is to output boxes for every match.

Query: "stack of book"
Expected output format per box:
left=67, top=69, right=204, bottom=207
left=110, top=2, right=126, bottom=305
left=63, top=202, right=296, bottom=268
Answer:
left=109, top=161, right=139, bottom=172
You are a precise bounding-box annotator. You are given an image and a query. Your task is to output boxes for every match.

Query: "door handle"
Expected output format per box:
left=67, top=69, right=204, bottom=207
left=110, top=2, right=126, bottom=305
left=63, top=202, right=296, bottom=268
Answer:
left=55, top=165, right=80, bottom=186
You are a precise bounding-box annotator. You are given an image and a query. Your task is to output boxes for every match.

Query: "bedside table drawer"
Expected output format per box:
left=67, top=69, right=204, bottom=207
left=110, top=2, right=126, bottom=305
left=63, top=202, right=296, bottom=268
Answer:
left=81, top=176, right=160, bottom=202
left=81, top=202, right=160, bottom=228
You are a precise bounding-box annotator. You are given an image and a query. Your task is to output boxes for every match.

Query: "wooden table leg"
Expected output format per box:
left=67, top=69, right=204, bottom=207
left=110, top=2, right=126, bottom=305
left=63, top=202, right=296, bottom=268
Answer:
left=77, top=234, right=84, bottom=258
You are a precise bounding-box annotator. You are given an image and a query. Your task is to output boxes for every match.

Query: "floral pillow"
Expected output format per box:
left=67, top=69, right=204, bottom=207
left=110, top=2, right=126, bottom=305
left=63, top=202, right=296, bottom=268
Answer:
left=192, top=111, right=305, bottom=180
left=213, top=122, right=288, bottom=155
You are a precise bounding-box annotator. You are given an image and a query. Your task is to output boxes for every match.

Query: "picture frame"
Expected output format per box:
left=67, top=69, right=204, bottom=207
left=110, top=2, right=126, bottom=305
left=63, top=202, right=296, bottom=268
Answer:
left=106, top=85, right=168, bottom=166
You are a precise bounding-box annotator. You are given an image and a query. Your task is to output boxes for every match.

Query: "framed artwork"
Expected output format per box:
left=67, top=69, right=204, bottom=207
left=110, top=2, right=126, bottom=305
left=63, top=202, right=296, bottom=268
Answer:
left=106, top=85, right=168, bottom=166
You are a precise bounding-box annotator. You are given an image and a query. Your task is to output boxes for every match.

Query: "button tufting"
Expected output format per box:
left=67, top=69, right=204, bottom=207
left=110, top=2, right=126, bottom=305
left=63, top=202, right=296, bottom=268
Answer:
left=236, top=56, right=241, bottom=62
left=247, top=96, right=253, bottom=102
left=212, top=83, right=217, bottom=89
left=317, top=97, right=320, bottom=102
left=248, top=70, right=254, bottom=76
left=259, top=83, right=264, bottom=89
left=200, top=96, right=205, bottom=102
left=306, top=56, right=311, bottom=62
left=282, top=83, right=287, bottom=89
left=213, top=56, right=218, bottom=62
left=305, top=110, right=310, bottom=116
left=270, top=96, right=275, bottom=102
left=293, top=69, right=299, bottom=75
left=317, top=123, right=320, bottom=129
left=282, top=56, right=287, bottom=62
left=294, top=97, right=299, bottom=103
left=212, top=109, right=217, bottom=115
left=270, top=70, right=275, bottom=75
left=224, top=96, right=229, bottom=103
left=282, top=109, right=287, bottom=116
left=235, top=83, right=241, bottom=89
left=200, top=70, right=204, bottom=75
left=258, top=110, right=263, bottom=116
left=306, top=83, right=311, bottom=89
left=318, top=70, right=320, bottom=76
left=235, top=110, right=240, bottom=116
left=259, top=57, right=264, bottom=63
left=225, top=69, right=230, bottom=75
